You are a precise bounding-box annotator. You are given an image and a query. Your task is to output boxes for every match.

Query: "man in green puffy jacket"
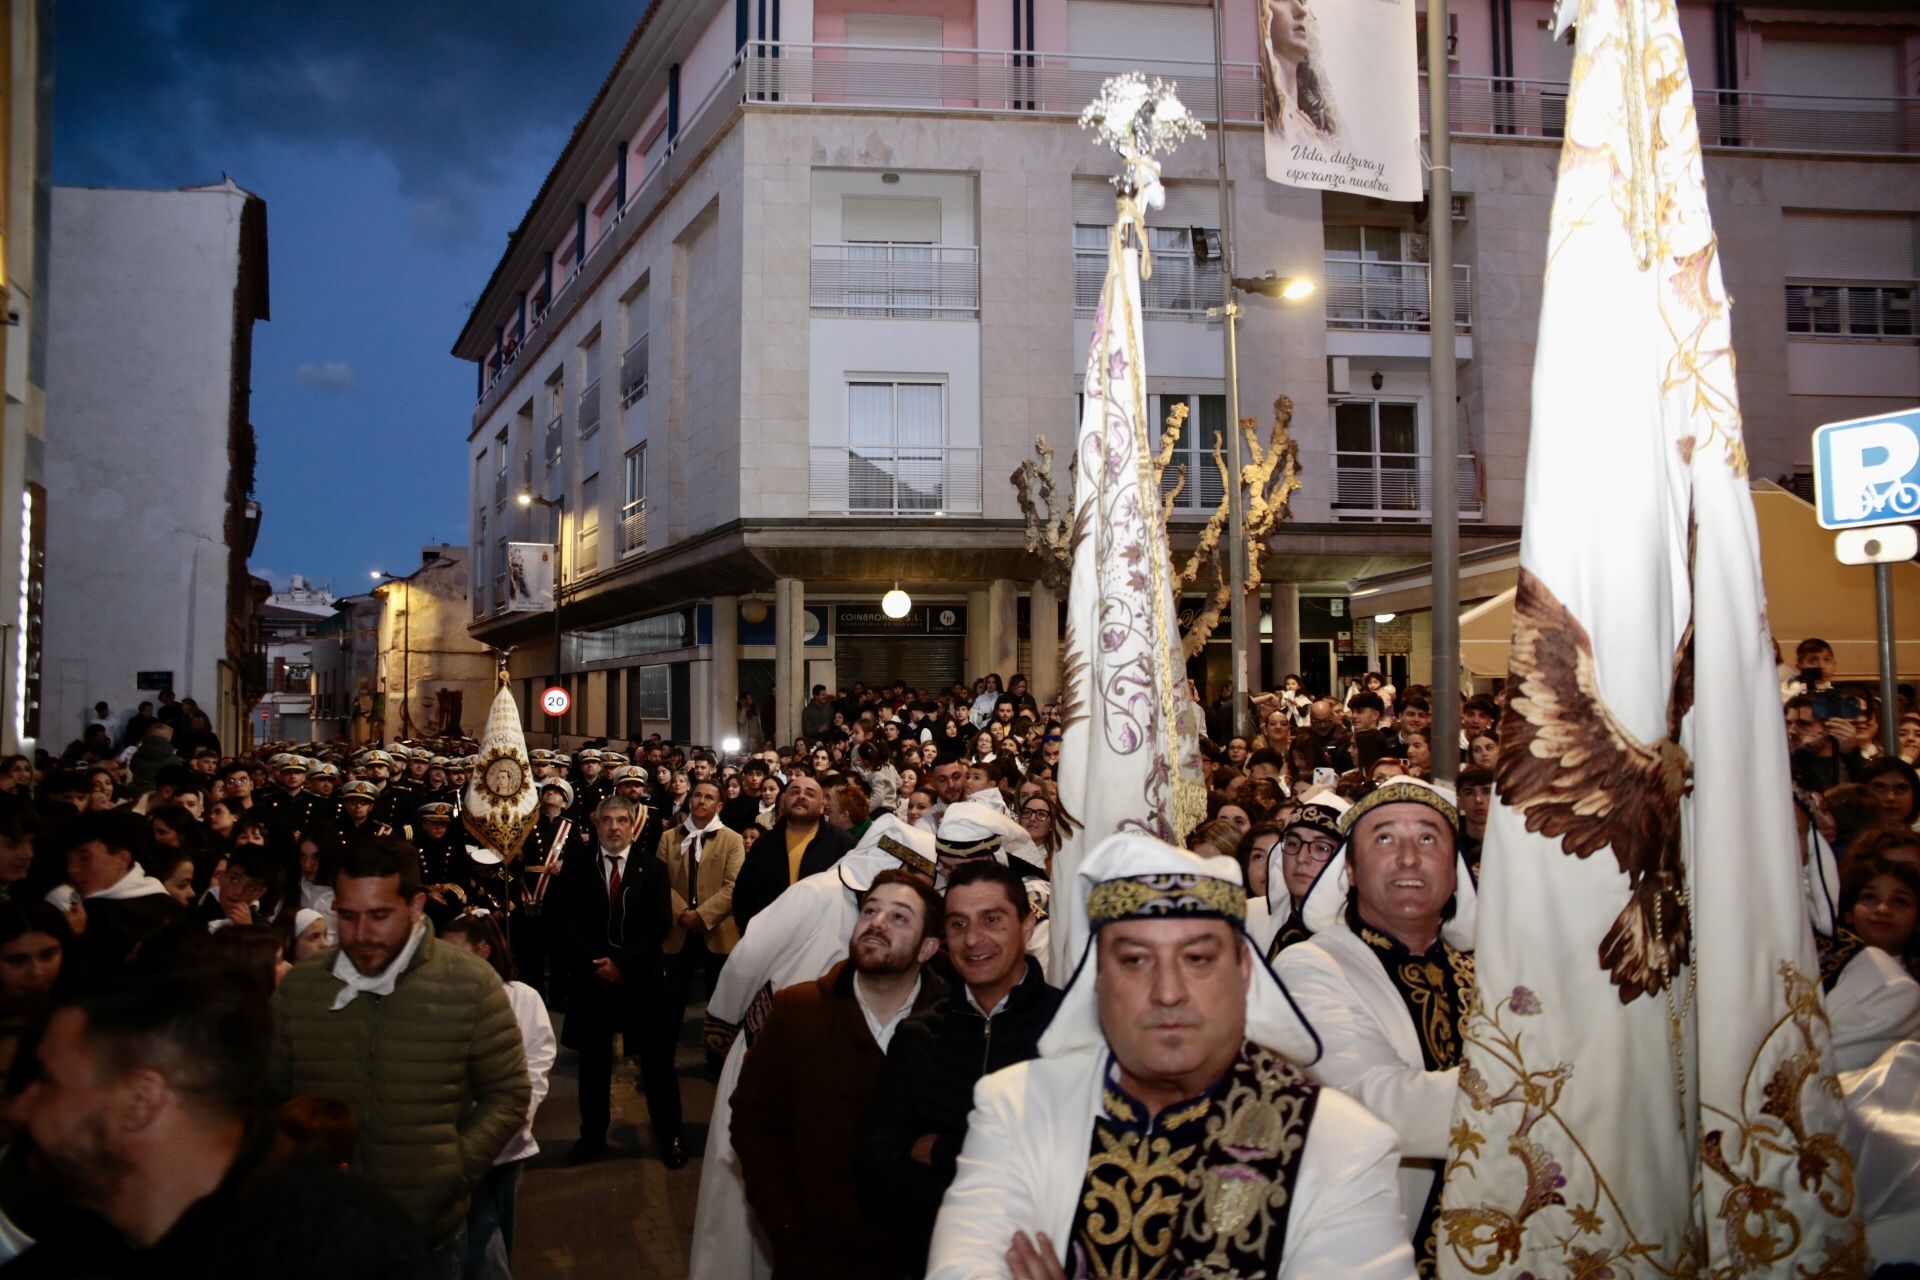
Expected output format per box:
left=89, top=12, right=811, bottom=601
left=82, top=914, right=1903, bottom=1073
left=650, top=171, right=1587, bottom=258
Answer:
left=270, top=837, right=530, bottom=1280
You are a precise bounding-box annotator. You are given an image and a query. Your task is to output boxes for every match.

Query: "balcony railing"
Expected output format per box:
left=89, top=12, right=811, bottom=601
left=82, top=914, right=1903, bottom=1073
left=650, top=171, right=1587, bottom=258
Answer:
left=579, top=379, right=602, bottom=436
left=492, top=468, right=509, bottom=508
left=621, top=334, right=650, bottom=406
left=1325, top=260, right=1472, bottom=333
left=619, top=498, right=647, bottom=556
left=1074, top=247, right=1224, bottom=316
left=810, top=445, right=984, bottom=515
left=1331, top=452, right=1484, bottom=521
left=491, top=574, right=507, bottom=612
left=740, top=43, right=1917, bottom=156
left=543, top=415, right=563, bottom=468
left=811, top=243, right=981, bottom=318
left=1786, top=278, right=1916, bottom=341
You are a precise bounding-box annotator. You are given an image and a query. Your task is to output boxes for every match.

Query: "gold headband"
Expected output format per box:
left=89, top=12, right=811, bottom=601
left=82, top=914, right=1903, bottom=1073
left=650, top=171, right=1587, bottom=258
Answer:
left=879, top=834, right=936, bottom=879
left=1086, top=873, right=1247, bottom=927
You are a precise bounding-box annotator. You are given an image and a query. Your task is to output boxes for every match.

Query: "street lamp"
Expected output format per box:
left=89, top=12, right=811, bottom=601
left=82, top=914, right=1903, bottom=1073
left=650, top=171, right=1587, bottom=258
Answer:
left=519, top=490, right=566, bottom=749
left=1233, top=272, right=1316, bottom=301
left=371, top=569, right=412, bottom=740
left=881, top=583, right=912, bottom=620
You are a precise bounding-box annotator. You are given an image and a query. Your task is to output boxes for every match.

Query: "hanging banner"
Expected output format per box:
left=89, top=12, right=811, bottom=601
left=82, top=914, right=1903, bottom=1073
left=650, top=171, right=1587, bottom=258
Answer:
left=504, top=542, right=554, bottom=612
left=1257, top=0, right=1421, bottom=200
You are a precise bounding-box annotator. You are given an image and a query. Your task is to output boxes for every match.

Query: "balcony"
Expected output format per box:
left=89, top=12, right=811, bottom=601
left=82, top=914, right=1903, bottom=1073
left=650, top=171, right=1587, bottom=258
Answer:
left=1074, top=243, right=1224, bottom=317
left=739, top=43, right=1917, bottom=157
left=619, top=498, right=647, bottom=556
left=809, top=445, right=984, bottom=515
left=810, top=244, right=981, bottom=319
left=1331, top=452, right=1484, bottom=522
left=1325, top=260, right=1472, bottom=333
left=579, top=380, right=602, bottom=436
left=543, top=415, right=563, bottom=468
left=621, top=334, right=650, bottom=406
left=1787, top=278, right=1916, bottom=341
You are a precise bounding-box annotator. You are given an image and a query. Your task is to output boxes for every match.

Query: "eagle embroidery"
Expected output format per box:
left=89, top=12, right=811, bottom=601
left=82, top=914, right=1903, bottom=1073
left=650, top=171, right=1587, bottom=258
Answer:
left=1496, top=568, right=1694, bottom=1003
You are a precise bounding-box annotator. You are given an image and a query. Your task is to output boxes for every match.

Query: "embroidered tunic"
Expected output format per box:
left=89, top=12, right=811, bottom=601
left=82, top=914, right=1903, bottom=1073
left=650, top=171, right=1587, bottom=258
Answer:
left=1349, top=902, right=1475, bottom=1278
left=1067, top=1043, right=1319, bottom=1279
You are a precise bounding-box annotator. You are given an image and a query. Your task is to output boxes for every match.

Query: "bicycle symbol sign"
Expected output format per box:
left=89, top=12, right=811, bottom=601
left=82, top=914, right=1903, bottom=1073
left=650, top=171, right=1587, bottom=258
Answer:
left=1814, top=409, right=1920, bottom=531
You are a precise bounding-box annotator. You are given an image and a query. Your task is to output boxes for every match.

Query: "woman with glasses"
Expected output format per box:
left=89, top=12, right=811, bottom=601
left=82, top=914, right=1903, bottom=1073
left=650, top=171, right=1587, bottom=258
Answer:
left=1245, top=798, right=1350, bottom=958
left=1017, top=792, right=1062, bottom=869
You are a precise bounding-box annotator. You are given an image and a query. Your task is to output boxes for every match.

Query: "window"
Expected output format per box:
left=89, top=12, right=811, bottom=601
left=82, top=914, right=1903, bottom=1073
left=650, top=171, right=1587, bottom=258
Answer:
left=493, top=429, right=509, bottom=507
left=578, top=475, right=600, bottom=565
left=635, top=665, right=671, bottom=721
left=843, top=14, right=942, bottom=104
left=1154, top=393, right=1228, bottom=511
left=1332, top=399, right=1425, bottom=518
left=621, top=444, right=648, bottom=555
left=1786, top=281, right=1915, bottom=340
left=847, top=381, right=946, bottom=512
left=473, top=510, right=487, bottom=608
left=838, top=196, right=942, bottom=318
left=1324, top=225, right=1436, bottom=330
left=544, top=374, right=564, bottom=469
left=1074, top=224, right=1221, bottom=315
left=579, top=336, right=603, bottom=437
left=492, top=534, right=507, bottom=609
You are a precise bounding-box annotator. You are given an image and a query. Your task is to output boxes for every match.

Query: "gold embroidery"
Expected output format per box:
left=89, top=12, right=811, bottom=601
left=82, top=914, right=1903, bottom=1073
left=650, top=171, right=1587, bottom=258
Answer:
left=1087, top=873, right=1247, bottom=928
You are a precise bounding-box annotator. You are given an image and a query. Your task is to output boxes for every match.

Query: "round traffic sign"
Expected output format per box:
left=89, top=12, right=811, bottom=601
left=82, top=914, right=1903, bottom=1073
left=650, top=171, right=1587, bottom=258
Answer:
left=541, top=686, right=571, bottom=717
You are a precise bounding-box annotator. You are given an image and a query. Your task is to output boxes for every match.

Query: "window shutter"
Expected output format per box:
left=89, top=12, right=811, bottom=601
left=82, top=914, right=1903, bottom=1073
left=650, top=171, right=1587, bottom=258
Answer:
left=844, top=13, right=942, bottom=52
left=1762, top=39, right=1900, bottom=102
left=841, top=196, right=942, bottom=243
left=1072, top=177, right=1221, bottom=227
left=1783, top=212, right=1917, bottom=279
left=1068, top=1, right=1216, bottom=70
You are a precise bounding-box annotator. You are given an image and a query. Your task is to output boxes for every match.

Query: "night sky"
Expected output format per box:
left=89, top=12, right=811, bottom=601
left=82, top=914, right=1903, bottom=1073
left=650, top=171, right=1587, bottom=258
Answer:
left=53, top=1, right=646, bottom=596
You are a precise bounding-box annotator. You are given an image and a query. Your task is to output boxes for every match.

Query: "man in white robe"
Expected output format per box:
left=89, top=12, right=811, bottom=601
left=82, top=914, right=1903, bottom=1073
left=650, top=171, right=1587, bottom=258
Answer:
left=928, top=834, right=1414, bottom=1279
left=1274, top=777, right=1476, bottom=1278
left=689, top=815, right=938, bottom=1280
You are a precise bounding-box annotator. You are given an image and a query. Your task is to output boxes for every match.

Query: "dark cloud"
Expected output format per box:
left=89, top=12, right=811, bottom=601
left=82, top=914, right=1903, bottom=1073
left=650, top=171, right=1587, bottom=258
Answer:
left=54, top=0, right=643, bottom=243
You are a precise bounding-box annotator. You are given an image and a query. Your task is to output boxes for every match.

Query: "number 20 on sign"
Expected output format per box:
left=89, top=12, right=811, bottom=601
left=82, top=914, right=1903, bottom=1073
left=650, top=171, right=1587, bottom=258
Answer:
left=541, top=687, right=571, bottom=718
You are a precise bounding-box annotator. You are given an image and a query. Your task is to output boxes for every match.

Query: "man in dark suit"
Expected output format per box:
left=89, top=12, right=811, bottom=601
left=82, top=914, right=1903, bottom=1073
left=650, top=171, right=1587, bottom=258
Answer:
left=730, top=773, right=851, bottom=933
left=551, top=794, right=678, bottom=1166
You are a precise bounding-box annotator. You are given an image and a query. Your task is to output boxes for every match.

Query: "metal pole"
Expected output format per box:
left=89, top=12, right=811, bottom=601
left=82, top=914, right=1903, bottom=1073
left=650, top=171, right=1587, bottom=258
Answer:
left=1877, top=560, right=1898, bottom=757
left=401, top=581, right=411, bottom=739
left=1426, top=0, right=1460, bottom=785
left=552, top=498, right=565, bottom=751
left=1211, top=0, right=1252, bottom=739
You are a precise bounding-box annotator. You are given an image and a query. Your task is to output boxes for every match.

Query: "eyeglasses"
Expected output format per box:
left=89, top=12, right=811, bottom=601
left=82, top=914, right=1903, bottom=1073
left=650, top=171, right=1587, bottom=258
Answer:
left=1280, top=834, right=1338, bottom=864
left=1020, top=805, right=1052, bottom=820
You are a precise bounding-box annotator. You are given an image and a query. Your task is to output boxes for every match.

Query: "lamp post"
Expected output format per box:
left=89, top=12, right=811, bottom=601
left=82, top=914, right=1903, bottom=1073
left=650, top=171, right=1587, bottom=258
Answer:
left=370, top=570, right=411, bottom=739
left=1426, top=0, right=1461, bottom=785
left=519, top=491, right=566, bottom=749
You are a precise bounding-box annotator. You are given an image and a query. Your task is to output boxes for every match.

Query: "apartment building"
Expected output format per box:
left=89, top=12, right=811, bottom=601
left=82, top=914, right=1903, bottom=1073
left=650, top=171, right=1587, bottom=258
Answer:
left=456, top=0, right=1919, bottom=746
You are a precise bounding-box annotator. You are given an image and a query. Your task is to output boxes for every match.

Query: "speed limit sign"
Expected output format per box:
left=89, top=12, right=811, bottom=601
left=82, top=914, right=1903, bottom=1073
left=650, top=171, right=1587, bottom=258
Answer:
left=540, top=686, right=571, bottom=717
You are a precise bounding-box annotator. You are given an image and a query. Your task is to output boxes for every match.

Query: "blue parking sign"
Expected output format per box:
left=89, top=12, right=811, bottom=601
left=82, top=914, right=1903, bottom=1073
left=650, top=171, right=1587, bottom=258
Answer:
left=1813, top=408, right=1920, bottom=531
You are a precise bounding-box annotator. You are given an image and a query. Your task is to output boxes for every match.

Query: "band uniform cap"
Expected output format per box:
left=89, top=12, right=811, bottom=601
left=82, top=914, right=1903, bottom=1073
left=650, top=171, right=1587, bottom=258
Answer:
left=416, top=801, right=457, bottom=821
left=341, top=780, right=379, bottom=801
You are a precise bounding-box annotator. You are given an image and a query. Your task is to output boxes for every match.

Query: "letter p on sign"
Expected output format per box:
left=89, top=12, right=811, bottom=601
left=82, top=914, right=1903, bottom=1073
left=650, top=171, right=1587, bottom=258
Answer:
left=1814, top=409, right=1920, bottom=530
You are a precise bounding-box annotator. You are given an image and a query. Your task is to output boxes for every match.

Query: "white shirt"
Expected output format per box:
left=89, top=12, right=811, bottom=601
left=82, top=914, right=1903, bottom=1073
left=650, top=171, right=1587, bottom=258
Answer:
left=852, top=972, right=922, bottom=1052
left=497, top=980, right=557, bottom=1165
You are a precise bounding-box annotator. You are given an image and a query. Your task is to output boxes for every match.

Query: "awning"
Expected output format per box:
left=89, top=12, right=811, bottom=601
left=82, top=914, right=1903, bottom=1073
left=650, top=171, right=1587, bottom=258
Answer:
left=1373, top=482, right=1920, bottom=682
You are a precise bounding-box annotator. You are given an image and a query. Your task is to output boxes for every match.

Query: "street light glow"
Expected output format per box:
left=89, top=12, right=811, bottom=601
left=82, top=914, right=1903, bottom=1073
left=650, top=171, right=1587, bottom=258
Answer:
left=517, top=491, right=534, bottom=506
left=1279, top=277, right=1316, bottom=301
left=881, top=585, right=912, bottom=619
left=721, top=736, right=742, bottom=754
left=1375, top=612, right=1397, bottom=623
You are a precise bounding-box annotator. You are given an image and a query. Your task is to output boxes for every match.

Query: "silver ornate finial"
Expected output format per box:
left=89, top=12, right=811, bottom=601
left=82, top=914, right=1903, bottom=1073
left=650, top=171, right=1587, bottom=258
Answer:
left=1079, top=74, right=1205, bottom=211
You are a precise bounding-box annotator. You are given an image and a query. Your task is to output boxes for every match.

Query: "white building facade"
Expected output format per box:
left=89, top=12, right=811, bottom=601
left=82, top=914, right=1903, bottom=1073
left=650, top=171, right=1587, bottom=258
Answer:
left=456, top=0, right=1919, bottom=747
left=43, top=180, right=268, bottom=754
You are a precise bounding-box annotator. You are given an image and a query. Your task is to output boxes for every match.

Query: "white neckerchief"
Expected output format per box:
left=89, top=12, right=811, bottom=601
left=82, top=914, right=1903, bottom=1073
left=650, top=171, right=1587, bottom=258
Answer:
left=86, top=865, right=172, bottom=902
left=852, top=971, right=922, bottom=1052
left=330, top=920, right=428, bottom=1011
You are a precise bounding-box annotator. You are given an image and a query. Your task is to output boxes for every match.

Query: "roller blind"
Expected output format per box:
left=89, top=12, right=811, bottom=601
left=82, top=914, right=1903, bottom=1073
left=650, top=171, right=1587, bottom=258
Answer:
left=1072, top=177, right=1222, bottom=226
left=844, top=13, right=942, bottom=52
left=1782, top=212, right=1917, bottom=279
left=1068, top=1, right=1216, bottom=72
left=841, top=196, right=941, bottom=243
left=1763, top=39, right=1900, bottom=103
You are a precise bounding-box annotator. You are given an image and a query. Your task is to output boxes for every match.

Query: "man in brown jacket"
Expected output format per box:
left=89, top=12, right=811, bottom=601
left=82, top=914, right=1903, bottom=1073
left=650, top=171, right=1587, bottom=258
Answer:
left=730, top=869, right=947, bottom=1278
left=659, top=778, right=744, bottom=1048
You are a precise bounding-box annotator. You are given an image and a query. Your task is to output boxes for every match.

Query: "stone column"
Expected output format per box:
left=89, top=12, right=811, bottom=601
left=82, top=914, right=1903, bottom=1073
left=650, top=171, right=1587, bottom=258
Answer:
left=1269, top=581, right=1301, bottom=687
left=1028, top=583, right=1060, bottom=703
left=710, top=595, right=739, bottom=749
left=988, top=578, right=1019, bottom=682
left=774, top=578, right=804, bottom=746
left=965, top=588, right=990, bottom=682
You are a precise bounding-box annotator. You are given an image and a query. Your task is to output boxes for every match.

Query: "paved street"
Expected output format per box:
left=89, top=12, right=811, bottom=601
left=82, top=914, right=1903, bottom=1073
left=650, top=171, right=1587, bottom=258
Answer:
left=514, top=1006, right=714, bottom=1279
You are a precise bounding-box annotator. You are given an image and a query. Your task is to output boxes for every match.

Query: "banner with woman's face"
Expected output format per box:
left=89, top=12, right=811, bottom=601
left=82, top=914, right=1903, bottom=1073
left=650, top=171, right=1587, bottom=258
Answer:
left=1257, top=0, right=1422, bottom=200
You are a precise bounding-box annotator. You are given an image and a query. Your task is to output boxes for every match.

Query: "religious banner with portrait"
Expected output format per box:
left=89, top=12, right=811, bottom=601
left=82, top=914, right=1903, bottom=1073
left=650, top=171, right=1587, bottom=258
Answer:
left=1257, top=0, right=1421, bottom=200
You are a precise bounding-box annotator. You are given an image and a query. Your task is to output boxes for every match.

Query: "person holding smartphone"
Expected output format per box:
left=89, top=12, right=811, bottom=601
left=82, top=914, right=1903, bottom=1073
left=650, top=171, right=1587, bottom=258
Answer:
left=1787, top=693, right=1868, bottom=792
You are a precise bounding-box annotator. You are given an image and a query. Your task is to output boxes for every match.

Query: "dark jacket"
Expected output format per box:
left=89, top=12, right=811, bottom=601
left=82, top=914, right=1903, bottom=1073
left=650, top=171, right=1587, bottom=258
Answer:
left=731, top=819, right=851, bottom=932
left=1, top=1117, right=428, bottom=1279
left=125, top=734, right=180, bottom=799
left=78, top=889, right=185, bottom=976
left=859, top=957, right=1061, bottom=1264
left=731, top=960, right=946, bottom=1279
left=550, top=840, right=672, bottom=1048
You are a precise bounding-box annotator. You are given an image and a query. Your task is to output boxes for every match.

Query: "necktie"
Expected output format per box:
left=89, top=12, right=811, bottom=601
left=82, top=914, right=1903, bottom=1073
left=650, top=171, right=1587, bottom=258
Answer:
left=687, top=831, right=703, bottom=910
left=606, top=854, right=623, bottom=908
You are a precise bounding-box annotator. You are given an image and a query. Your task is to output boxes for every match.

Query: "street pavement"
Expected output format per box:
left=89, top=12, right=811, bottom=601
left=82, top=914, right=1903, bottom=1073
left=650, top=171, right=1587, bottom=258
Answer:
left=514, top=1004, right=715, bottom=1279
